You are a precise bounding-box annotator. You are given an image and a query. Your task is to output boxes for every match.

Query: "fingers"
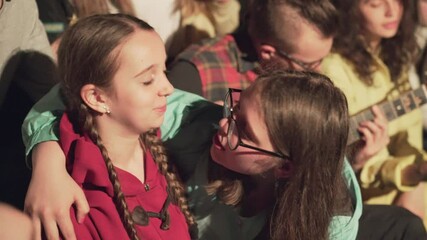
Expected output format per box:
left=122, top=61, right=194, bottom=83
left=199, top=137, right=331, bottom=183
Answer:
left=372, top=106, right=389, bottom=137
left=74, top=190, right=90, bottom=224
left=57, top=211, right=76, bottom=240
left=26, top=202, right=83, bottom=240
left=350, top=106, right=390, bottom=169
left=41, top=213, right=60, bottom=240
left=354, top=105, right=390, bottom=163
left=30, top=214, right=42, bottom=240
left=371, top=105, right=387, bottom=124
left=358, top=105, right=389, bottom=144
left=358, top=120, right=386, bottom=143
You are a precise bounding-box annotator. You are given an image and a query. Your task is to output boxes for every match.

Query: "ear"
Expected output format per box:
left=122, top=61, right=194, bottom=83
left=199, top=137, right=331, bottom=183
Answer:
left=259, top=44, right=277, bottom=61
left=275, top=159, right=293, bottom=179
left=80, top=84, right=109, bottom=114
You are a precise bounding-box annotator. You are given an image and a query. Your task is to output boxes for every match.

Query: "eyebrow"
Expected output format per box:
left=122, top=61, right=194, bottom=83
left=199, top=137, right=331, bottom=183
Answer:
left=133, top=64, right=154, bottom=78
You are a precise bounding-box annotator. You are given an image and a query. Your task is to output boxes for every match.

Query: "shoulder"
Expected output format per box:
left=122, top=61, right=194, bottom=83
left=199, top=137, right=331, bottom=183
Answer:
left=322, top=53, right=352, bottom=72
left=322, top=53, right=357, bottom=88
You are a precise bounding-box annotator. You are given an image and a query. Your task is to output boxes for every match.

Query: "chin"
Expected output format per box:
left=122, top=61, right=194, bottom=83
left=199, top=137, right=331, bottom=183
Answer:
left=210, top=145, right=231, bottom=168
left=380, top=30, right=399, bottom=39
left=152, top=117, right=165, bottom=129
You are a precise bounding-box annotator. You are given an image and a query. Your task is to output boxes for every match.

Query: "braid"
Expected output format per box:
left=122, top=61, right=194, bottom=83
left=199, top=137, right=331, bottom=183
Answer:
left=142, top=130, right=197, bottom=229
left=79, top=104, right=140, bottom=240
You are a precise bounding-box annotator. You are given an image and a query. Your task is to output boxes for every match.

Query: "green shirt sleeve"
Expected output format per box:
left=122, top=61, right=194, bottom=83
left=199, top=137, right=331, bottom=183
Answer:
left=161, top=88, right=207, bottom=141
left=22, top=84, right=64, bottom=162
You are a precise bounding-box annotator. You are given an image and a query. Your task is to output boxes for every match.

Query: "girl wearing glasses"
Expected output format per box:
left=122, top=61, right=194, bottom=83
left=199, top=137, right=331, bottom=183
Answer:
left=23, top=14, right=197, bottom=240
left=23, top=68, right=361, bottom=239
left=193, top=71, right=360, bottom=239
left=322, top=0, right=427, bottom=225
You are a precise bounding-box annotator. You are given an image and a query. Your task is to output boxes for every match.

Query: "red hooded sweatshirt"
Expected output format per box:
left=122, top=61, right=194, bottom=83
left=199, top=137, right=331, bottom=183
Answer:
left=59, top=113, right=191, bottom=240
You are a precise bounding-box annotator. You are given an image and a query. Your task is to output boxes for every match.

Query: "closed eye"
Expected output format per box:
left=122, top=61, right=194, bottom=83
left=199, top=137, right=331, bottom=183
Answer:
left=141, top=74, right=155, bottom=86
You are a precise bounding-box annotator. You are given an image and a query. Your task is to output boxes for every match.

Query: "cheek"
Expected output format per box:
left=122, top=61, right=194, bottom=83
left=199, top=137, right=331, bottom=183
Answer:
left=126, top=90, right=155, bottom=110
left=360, top=8, right=380, bottom=28
left=420, top=4, right=427, bottom=25
left=397, top=4, right=404, bottom=21
left=127, top=95, right=157, bottom=122
left=211, top=148, right=269, bottom=175
left=363, top=18, right=382, bottom=35
left=210, top=146, right=249, bottom=174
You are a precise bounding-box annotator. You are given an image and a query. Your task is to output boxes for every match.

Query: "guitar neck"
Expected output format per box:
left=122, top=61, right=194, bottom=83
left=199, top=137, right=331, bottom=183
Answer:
left=347, top=85, right=427, bottom=145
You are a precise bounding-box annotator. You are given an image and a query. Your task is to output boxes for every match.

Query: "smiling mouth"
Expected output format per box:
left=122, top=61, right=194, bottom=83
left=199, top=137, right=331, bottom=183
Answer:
left=154, top=105, right=167, bottom=112
left=383, top=21, right=398, bottom=29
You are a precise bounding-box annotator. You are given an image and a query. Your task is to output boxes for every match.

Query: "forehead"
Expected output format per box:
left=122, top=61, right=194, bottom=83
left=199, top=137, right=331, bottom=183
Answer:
left=116, top=29, right=166, bottom=66
left=121, top=29, right=165, bottom=58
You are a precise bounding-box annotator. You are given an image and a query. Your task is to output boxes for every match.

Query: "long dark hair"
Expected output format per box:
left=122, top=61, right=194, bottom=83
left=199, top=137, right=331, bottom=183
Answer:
left=332, top=0, right=417, bottom=85
left=255, top=71, right=350, bottom=240
left=207, top=70, right=350, bottom=239
left=58, top=14, right=195, bottom=240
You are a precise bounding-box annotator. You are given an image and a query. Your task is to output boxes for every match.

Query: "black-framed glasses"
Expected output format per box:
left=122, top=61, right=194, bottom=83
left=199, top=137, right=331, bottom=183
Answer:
left=275, top=48, right=323, bottom=71
left=223, top=88, right=286, bottom=159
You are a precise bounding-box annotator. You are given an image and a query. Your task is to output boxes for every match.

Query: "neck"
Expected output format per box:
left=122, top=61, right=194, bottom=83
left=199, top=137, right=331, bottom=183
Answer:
left=365, top=33, right=382, bottom=52
left=240, top=173, right=276, bottom=217
left=96, top=117, right=146, bottom=182
left=100, top=134, right=142, bottom=166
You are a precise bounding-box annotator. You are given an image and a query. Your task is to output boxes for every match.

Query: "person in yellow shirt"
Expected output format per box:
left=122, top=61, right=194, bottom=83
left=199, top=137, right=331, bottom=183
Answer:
left=322, top=0, right=427, bottom=226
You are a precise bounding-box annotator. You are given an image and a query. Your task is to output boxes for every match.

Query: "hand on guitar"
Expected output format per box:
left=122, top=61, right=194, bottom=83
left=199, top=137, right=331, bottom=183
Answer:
left=351, top=105, right=390, bottom=171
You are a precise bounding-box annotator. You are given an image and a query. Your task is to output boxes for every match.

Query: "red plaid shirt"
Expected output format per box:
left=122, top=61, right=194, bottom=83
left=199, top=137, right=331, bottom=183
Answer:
left=175, top=33, right=259, bottom=101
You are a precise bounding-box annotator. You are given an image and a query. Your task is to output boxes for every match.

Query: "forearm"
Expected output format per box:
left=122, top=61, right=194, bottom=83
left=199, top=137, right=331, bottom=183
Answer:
left=31, top=141, right=66, bottom=175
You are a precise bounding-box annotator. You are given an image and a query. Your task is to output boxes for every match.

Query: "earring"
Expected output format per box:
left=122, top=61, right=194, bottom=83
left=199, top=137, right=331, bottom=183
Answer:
left=102, top=105, right=111, bottom=114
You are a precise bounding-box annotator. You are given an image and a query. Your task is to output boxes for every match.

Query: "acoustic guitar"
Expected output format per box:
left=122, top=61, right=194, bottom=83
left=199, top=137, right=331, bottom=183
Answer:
left=347, top=85, right=427, bottom=145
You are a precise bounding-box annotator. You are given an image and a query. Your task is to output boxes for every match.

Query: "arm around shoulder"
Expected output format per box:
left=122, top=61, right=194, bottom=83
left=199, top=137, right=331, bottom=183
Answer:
left=22, top=84, right=65, bottom=166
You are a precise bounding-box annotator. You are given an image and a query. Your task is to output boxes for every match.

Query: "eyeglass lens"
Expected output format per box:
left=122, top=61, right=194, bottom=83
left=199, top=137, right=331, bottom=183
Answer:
left=225, top=90, right=241, bottom=150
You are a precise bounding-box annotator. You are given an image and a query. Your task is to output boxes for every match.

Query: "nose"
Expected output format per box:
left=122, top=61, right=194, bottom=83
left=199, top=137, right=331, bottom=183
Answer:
left=159, top=74, right=174, bottom=97
left=218, top=118, right=229, bottom=136
left=385, top=0, right=402, bottom=17
left=216, top=117, right=230, bottom=147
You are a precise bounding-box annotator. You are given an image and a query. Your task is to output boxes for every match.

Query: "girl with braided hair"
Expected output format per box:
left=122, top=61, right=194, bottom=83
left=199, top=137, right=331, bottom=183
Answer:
left=34, top=14, right=196, bottom=240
